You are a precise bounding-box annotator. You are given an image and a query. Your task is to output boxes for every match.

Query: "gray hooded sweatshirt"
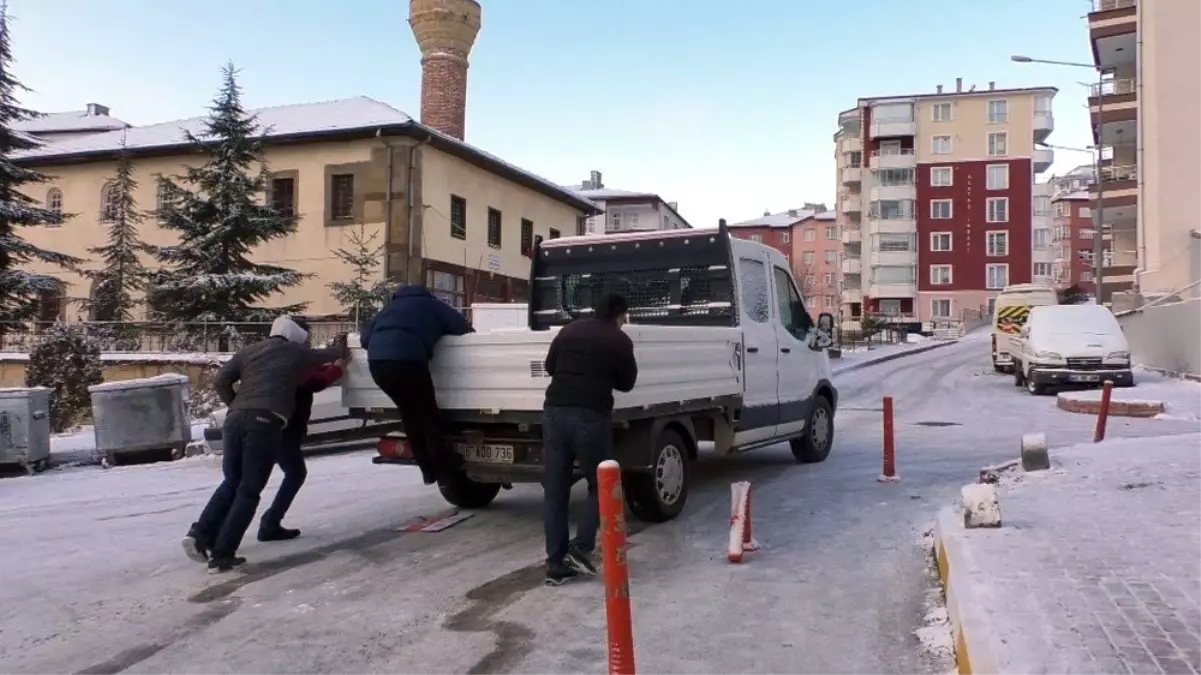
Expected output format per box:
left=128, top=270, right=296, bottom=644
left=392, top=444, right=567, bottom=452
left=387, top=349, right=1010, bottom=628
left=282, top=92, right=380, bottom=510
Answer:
left=214, top=316, right=345, bottom=422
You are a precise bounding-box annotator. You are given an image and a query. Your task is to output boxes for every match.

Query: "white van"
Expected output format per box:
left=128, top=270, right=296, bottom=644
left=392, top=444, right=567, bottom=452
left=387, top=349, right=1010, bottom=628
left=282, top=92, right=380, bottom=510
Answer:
left=991, top=284, right=1058, bottom=372
left=1010, top=304, right=1134, bottom=395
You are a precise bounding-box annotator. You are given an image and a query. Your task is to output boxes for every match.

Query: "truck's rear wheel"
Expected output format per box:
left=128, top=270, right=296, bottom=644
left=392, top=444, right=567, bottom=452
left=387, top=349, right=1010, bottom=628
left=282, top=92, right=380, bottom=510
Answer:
left=437, top=471, right=501, bottom=509
left=791, top=395, right=834, bottom=463
left=625, top=428, right=689, bottom=523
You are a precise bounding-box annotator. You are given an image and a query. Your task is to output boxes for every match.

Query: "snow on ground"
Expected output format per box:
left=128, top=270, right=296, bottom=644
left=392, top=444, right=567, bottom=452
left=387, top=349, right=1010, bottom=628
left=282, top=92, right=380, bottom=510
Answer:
left=1056, top=368, right=1201, bottom=421
left=51, top=422, right=211, bottom=464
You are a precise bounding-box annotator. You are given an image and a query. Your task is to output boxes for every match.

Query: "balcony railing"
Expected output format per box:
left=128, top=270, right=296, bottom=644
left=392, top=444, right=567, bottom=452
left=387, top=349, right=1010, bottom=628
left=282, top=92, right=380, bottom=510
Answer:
left=1091, top=77, right=1137, bottom=97
left=1099, top=164, right=1138, bottom=182
left=871, top=147, right=915, bottom=157
left=1092, top=0, right=1135, bottom=12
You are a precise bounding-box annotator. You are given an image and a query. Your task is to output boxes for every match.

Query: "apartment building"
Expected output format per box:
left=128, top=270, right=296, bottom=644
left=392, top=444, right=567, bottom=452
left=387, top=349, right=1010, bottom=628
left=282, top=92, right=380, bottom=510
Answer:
left=835, top=81, right=1057, bottom=330
left=564, top=170, right=692, bottom=234
left=727, top=206, right=840, bottom=312
left=1088, top=0, right=1200, bottom=304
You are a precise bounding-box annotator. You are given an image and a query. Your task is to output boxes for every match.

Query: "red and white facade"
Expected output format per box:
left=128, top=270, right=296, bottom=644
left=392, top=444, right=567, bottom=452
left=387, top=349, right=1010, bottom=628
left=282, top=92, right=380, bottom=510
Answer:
left=727, top=206, right=842, bottom=314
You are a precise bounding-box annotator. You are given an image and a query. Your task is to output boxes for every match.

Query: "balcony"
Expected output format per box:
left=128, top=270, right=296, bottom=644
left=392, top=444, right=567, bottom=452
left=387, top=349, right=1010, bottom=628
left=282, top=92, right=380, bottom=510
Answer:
left=842, top=287, right=863, bottom=304
left=841, top=228, right=861, bottom=245
left=870, top=118, right=916, bottom=139
left=1090, top=0, right=1136, bottom=71
left=1095, top=164, right=1138, bottom=189
left=868, top=281, right=917, bottom=297
left=1033, top=109, right=1054, bottom=142
left=1033, top=146, right=1054, bottom=174
left=870, top=184, right=916, bottom=201
left=870, top=250, right=917, bottom=267
left=869, top=148, right=916, bottom=170
left=840, top=196, right=862, bottom=214
left=842, top=257, right=862, bottom=275
left=841, top=167, right=862, bottom=185
left=838, top=136, right=862, bottom=155
left=868, top=218, right=916, bottom=234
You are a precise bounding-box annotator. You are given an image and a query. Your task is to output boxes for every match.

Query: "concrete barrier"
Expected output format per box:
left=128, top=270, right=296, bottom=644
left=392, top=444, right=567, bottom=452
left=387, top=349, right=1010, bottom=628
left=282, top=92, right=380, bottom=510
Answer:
left=1116, top=296, right=1200, bottom=379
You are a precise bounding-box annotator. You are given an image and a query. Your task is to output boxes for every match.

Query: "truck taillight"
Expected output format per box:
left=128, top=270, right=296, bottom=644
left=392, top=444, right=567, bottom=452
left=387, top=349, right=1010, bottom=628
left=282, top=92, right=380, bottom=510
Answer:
left=377, top=437, right=412, bottom=459
left=991, top=334, right=997, bottom=353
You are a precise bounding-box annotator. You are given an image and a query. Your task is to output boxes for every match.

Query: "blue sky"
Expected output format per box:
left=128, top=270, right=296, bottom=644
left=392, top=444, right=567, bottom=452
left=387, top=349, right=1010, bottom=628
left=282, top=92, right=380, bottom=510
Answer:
left=10, top=0, right=1098, bottom=227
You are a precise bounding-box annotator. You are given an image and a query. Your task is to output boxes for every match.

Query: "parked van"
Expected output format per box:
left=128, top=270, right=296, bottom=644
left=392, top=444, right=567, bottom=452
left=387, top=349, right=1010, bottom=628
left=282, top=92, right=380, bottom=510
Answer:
left=991, top=284, right=1058, bottom=372
left=1010, top=304, right=1133, bottom=395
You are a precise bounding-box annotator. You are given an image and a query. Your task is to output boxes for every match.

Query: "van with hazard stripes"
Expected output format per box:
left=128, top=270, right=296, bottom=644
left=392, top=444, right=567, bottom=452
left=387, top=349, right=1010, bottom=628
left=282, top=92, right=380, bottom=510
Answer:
left=991, top=283, right=1057, bottom=373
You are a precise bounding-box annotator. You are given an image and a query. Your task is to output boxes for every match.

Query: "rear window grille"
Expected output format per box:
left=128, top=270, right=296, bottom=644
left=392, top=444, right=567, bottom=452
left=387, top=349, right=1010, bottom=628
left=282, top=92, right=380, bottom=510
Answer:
left=529, top=360, right=549, bottom=378
left=532, top=266, right=735, bottom=328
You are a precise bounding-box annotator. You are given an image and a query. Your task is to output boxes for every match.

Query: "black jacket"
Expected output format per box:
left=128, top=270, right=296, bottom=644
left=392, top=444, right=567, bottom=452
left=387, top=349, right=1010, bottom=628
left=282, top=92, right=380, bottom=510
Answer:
left=543, top=318, right=638, bottom=413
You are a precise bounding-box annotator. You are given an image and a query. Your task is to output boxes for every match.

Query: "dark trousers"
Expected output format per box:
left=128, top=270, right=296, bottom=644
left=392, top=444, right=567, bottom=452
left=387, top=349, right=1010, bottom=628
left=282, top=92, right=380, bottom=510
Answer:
left=368, top=359, right=450, bottom=481
left=193, top=409, right=282, bottom=558
left=260, top=431, right=307, bottom=530
left=542, top=406, right=613, bottom=566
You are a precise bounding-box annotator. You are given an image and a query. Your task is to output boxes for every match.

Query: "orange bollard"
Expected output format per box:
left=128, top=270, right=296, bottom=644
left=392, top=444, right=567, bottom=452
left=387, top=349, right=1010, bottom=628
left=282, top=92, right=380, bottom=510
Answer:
left=1093, top=380, right=1114, bottom=443
left=878, top=396, right=899, bottom=482
left=597, top=460, right=636, bottom=675
left=728, top=481, right=759, bottom=563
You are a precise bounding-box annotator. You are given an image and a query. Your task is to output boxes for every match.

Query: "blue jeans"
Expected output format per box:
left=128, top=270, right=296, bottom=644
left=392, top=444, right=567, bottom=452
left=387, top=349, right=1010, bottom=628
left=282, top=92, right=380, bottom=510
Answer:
left=542, top=406, right=613, bottom=566
left=260, top=431, right=307, bottom=531
left=193, top=409, right=282, bottom=558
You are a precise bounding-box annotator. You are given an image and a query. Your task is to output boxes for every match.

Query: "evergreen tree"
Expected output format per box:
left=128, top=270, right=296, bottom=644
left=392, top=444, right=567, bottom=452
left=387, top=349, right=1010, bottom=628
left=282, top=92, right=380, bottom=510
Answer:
left=0, top=5, right=80, bottom=323
left=327, top=225, right=391, bottom=327
left=83, top=137, right=152, bottom=324
left=25, top=323, right=102, bottom=433
left=147, top=63, right=305, bottom=324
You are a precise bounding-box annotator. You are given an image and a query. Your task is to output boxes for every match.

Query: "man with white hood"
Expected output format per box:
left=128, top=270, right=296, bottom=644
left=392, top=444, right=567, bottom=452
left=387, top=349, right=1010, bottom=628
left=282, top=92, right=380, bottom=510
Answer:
left=183, top=315, right=346, bottom=573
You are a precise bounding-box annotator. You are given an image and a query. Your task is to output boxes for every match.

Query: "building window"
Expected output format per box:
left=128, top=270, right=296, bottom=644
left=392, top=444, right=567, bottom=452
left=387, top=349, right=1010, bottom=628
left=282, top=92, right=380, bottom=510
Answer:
left=986, top=197, right=1009, bottom=223
left=781, top=231, right=790, bottom=244
left=45, top=188, right=63, bottom=223
left=487, top=207, right=502, bottom=248
left=1033, top=262, right=1053, bottom=277
left=549, top=227, right=561, bottom=239
left=823, top=272, right=834, bottom=286
left=987, top=99, right=1008, bottom=124
left=427, top=269, right=466, bottom=308
left=330, top=174, right=354, bottom=221
left=748, top=233, right=763, bottom=244
left=878, top=233, right=912, bottom=252
left=986, top=164, right=1009, bottom=190
left=986, top=263, right=1010, bottom=289
left=450, top=195, right=467, bottom=239
left=1079, top=206, right=1092, bottom=218
left=930, top=232, right=952, bottom=252
left=100, top=183, right=118, bottom=222
left=987, top=132, right=1008, bottom=157
left=662, top=215, right=669, bottom=230
left=932, top=102, right=953, bottom=122
left=930, top=265, right=953, bottom=285
left=1034, top=194, right=1051, bottom=216
left=804, top=228, right=815, bottom=242
left=874, top=168, right=915, bottom=186
left=1081, top=271, right=1094, bottom=281
left=878, top=298, right=903, bottom=315
left=826, top=226, right=837, bottom=240
left=1033, top=228, right=1050, bottom=249
left=270, top=176, right=296, bottom=217
left=932, top=135, right=952, bottom=155
left=576, top=216, right=586, bottom=236
left=520, top=218, right=534, bottom=257
left=825, top=250, right=838, bottom=264
left=871, top=199, right=916, bottom=220
left=930, top=167, right=953, bottom=187
left=931, top=299, right=952, bottom=318
left=800, top=251, right=814, bottom=265
left=824, top=294, right=837, bottom=307
left=1080, top=228, right=1096, bottom=239
left=930, top=199, right=953, bottom=219
left=849, top=151, right=862, bottom=168
left=986, top=231, right=1010, bottom=256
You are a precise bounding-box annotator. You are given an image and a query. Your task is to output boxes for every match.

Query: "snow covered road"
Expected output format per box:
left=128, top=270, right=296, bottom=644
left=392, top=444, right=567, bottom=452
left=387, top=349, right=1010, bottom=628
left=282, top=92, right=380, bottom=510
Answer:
left=1, top=333, right=1197, bottom=674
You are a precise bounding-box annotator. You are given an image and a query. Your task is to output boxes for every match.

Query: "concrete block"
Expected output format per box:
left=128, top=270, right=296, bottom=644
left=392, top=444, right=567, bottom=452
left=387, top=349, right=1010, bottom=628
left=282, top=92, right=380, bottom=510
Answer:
left=961, top=483, right=1002, bottom=529
left=1021, top=433, right=1050, bottom=472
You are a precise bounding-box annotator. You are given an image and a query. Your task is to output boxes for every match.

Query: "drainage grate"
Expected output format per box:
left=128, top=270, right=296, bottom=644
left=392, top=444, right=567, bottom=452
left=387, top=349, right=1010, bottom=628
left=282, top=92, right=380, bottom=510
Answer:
left=914, top=421, right=962, bottom=427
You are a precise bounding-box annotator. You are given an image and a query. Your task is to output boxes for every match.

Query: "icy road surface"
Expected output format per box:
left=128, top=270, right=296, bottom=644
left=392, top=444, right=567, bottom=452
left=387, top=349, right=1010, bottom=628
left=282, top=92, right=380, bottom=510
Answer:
left=1, top=332, right=1197, bottom=674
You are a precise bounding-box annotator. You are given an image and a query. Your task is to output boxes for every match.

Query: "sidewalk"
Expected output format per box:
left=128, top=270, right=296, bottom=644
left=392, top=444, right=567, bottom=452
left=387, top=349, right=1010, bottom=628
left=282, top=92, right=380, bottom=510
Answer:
left=832, top=336, right=959, bottom=375
left=937, top=432, right=1201, bottom=675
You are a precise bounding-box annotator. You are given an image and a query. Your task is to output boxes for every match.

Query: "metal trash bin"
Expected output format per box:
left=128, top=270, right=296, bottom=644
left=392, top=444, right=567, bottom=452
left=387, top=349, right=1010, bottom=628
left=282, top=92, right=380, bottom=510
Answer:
left=0, top=387, right=52, bottom=474
left=89, top=374, right=192, bottom=465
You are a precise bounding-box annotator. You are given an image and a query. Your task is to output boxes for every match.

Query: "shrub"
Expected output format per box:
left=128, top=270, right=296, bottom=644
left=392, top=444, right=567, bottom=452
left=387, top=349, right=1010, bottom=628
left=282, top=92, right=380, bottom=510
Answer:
left=25, top=324, right=104, bottom=432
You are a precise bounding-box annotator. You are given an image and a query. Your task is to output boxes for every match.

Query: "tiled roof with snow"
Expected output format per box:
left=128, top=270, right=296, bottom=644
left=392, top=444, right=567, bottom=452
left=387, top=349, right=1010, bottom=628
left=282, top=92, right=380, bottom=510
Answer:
left=13, top=97, right=599, bottom=215
left=13, top=110, right=130, bottom=134
left=729, top=207, right=831, bottom=229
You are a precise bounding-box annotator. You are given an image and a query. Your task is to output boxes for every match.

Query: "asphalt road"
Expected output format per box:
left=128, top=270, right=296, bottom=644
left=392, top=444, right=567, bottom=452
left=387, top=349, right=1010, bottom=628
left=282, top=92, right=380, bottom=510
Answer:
left=1, top=334, right=1195, bottom=674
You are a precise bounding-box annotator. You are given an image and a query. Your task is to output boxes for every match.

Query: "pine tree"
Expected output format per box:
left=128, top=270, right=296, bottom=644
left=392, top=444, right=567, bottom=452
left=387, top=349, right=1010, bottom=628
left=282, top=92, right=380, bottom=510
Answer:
left=0, top=5, right=80, bottom=323
left=327, top=225, right=391, bottom=327
left=25, top=323, right=103, bottom=433
left=83, top=137, right=152, bottom=325
left=147, top=63, right=305, bottom=324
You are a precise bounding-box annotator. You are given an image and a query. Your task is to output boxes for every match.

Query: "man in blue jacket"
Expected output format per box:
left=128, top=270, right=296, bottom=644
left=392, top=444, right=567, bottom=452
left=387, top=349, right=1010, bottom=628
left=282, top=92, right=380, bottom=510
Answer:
left=360, top=285, right=473, bottom=485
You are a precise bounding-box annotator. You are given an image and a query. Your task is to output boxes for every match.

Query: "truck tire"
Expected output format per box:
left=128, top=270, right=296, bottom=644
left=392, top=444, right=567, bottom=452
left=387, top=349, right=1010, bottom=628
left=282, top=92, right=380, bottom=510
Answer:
left=1013, top=363, right=1026, bottom=387
left=624, top=428, right=689, bottom=523
left=791, top=395, right=834, bottom=463
left=437, top=471, right=501, bottom=509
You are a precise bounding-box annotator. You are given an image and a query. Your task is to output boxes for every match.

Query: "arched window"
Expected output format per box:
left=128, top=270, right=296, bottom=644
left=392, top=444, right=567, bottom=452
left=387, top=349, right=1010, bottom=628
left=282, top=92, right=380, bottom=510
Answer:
left=46, top=188, right=63, bottom=224
left=100, top=183, right=118, bottom=222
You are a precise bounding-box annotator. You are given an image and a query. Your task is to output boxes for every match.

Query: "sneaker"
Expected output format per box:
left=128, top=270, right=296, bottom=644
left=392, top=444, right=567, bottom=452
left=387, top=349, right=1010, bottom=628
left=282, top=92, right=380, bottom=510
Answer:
left=565, top=546, right=598, bottom=577
left=181, top=531, right=210, bottom=563
left=258, top=526, right=301, bottom=542
left=545, top=563, right=580, bottom=587
left=207, top=556, right=247, bottom=575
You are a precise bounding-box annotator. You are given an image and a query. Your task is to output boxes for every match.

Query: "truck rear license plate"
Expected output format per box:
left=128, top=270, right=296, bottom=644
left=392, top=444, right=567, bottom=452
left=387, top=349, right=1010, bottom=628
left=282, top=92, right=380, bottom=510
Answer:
left=1070, top=374, right=1100, bottom=382
left=457, top=443, right=515, bottom=464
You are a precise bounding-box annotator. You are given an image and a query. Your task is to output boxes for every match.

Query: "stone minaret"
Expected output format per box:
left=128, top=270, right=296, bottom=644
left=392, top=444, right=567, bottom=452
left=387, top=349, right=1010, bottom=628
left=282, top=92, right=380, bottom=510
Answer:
left=409, top=0, right=481, bottom=140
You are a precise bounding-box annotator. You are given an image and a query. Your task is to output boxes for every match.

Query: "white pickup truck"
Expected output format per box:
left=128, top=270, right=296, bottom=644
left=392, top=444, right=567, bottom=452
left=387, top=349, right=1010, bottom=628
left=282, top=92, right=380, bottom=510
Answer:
left=342, top=225, right=839, bottom=523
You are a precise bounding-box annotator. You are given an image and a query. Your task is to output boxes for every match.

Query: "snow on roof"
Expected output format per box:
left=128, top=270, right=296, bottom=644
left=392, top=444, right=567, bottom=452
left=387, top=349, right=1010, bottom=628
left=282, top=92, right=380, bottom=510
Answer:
left=1053, top=190, right=1091, bottom=201
left=728, top=207, right=832, bottom=229
left=13, top=110, right=130, bottom=134
left=569, top=187, right=658, bottom=201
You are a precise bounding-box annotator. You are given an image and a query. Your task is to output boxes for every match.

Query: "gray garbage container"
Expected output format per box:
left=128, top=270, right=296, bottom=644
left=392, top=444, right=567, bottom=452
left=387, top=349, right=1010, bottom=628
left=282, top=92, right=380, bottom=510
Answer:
left=0, top=387, right=51, bottom=474
left=89, top=374, right=192, bottom=465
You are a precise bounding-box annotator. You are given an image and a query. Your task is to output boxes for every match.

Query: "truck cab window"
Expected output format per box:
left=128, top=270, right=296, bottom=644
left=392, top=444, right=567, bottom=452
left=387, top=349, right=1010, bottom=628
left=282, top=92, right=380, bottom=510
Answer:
left=773, top=266, right=814, bottom=337
left=739, top=258, right=771, bottom=323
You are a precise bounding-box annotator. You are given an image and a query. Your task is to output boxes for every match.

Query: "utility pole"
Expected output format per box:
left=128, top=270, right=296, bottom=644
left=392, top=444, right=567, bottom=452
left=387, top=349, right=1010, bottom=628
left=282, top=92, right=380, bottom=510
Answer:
left=1091, top=67, right=1106, bottom=304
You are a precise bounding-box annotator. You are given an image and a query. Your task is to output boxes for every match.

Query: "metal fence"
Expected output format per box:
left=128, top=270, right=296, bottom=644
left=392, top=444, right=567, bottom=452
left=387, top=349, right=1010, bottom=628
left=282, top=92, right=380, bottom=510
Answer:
left=0, top=321, right=355, bottom=354
left=834, top=327, right=907, bottom=351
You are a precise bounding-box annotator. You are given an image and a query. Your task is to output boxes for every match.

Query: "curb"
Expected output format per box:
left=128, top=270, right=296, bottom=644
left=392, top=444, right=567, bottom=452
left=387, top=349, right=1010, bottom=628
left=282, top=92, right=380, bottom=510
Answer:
left=1055, top=394, right=1164, bottom=418
left=833, top=339, right=958, bottom=375
left=934, top=507, right=1002, bottom=675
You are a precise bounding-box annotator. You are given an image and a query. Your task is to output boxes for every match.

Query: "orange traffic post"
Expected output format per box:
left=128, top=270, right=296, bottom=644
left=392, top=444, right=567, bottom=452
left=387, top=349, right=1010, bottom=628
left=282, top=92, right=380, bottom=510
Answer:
left=1093, top=380, right=1114, bottom=443
left=728, top=481, right=759, bottom=563
left=597, top=460, right=636, bottom=675
left=878, top=396, right=899, bottom=482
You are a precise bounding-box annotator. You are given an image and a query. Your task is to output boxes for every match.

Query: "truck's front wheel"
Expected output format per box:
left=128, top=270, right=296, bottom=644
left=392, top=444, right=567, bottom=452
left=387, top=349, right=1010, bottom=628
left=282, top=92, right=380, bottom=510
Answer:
left=791, top=395, right=834, bottom=463
left=437, top=471, right=501, bottom=509
left=624, top=429, right=690, bottom=523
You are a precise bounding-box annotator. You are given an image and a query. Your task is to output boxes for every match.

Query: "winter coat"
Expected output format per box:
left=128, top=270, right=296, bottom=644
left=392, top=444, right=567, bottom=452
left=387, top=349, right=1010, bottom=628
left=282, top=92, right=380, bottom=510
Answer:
left=283, top=364, right=344, bottom=445
left=359, top=285, right=473, bottom=363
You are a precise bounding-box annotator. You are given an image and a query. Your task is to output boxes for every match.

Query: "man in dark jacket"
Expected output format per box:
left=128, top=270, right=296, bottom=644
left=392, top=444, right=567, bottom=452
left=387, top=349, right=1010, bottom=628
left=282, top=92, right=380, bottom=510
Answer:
left=541, top=293, right=638, bottom=586
left=360, top=285, right=473, bottom=485
left=257, top=357, right=345, bottom=542
left=183, top=316, right=346, bottom=573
